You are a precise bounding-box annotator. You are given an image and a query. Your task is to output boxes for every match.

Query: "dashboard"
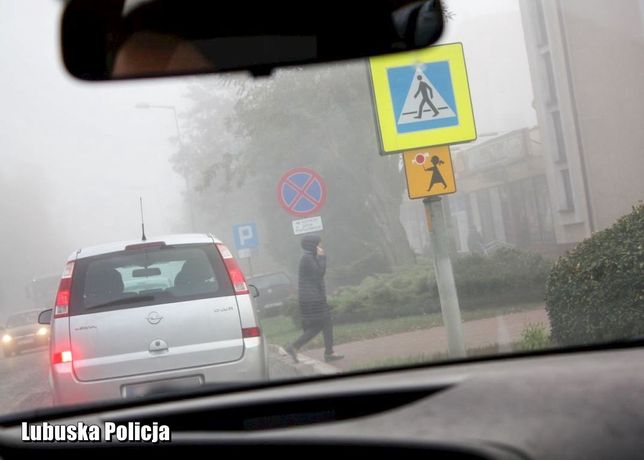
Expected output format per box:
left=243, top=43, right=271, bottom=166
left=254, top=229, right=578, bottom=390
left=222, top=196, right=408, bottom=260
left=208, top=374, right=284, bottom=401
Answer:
left=1, top=346, right=644, bottom=459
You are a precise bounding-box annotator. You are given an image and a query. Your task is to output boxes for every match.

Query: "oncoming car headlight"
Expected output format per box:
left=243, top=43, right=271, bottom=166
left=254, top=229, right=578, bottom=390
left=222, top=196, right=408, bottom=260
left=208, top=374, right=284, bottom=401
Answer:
left=37, top=327, right=48, bottom=336
left=1, top=334, right=12, bottom=344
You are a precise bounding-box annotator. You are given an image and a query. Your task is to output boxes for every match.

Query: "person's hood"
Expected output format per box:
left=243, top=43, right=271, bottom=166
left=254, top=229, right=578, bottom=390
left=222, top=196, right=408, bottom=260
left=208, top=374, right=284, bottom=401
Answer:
left=301, top=235, right=321, bottom=253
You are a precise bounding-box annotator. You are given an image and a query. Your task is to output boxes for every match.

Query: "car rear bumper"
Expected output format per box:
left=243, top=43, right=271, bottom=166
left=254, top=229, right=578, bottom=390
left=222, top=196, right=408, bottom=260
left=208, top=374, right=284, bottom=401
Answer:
left=51, top=337, right=269, bottom=406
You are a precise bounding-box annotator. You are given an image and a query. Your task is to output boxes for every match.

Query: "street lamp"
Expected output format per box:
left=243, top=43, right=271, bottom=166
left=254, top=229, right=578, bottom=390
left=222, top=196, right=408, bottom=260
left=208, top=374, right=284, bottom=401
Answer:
left=136, top=102, right=197, bottom=232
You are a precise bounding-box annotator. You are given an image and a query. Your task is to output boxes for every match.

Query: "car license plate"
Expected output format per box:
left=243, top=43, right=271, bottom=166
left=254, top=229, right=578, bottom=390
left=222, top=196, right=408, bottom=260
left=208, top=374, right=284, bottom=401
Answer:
left=122, top=376, right=203, bottom=399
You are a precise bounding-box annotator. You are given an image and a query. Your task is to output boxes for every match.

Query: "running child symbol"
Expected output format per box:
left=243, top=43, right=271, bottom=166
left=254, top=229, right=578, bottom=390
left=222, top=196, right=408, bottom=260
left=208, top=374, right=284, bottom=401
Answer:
left=424, top=155, right=447, bottom=191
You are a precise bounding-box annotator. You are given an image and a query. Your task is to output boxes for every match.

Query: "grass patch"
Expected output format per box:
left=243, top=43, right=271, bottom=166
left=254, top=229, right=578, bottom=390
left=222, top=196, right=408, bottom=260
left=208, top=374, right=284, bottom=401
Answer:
left=261, top=301, right=544, bottom=349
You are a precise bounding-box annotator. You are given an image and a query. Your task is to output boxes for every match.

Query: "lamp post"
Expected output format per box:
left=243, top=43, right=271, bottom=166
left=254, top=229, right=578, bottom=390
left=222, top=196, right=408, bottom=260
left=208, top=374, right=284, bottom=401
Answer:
left=136, top=103, right=197, bottom=232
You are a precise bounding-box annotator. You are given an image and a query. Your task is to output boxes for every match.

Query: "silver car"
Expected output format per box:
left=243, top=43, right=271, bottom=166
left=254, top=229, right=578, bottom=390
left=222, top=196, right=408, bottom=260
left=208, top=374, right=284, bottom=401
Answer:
left=39, top=234, right=268, bottom=406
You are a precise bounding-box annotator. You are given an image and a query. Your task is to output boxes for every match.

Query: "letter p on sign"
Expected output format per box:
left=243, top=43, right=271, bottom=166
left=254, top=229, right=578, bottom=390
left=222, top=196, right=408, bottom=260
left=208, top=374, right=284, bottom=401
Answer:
left=233, top=223, right=258, bottom=250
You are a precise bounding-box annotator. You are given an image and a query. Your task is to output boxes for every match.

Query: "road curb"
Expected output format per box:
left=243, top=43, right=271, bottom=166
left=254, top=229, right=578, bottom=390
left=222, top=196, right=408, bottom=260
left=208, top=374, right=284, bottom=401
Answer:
left=269, top=344, right=341, bottom=376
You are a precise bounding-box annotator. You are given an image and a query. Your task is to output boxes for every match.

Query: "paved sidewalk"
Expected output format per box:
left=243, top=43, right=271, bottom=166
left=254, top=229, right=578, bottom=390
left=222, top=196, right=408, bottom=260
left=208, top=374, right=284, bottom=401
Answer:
left=302, top=307, right=549, bottom=371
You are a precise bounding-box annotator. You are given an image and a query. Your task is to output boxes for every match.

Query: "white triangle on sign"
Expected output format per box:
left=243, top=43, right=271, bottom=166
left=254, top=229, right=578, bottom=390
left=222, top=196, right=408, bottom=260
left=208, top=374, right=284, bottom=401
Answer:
left=397, top=68, right=456, bottom=125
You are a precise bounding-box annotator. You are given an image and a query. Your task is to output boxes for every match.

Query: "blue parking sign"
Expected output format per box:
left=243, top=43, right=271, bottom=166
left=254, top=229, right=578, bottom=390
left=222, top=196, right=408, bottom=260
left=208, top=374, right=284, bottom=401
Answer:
left=232, top=223, right=258, bottom=250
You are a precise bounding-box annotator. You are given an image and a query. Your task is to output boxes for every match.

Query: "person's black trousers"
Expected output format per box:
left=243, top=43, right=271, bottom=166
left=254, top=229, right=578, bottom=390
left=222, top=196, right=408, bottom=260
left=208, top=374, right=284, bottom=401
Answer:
left=292, top=314, right=334, bottom=355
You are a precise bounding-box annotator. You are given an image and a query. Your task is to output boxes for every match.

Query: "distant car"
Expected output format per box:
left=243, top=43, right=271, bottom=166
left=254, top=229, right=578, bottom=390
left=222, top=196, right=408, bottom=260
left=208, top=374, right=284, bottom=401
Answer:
left=247, top=271, right=294, bottom=315
left=39, top=233, right=268, bottom=406
left=2, top=309, right=49, bottom=357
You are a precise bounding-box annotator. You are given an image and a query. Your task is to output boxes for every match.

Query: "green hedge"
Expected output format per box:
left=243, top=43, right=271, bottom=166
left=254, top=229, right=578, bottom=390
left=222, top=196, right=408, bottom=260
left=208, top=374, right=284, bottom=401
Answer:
left=325, top=249, right=391, bottom=291
left=284, top=248, right=551, bottom=326
left=452, top=249, right=550, bottom=307
left=545, top=204, right=644, bottom=346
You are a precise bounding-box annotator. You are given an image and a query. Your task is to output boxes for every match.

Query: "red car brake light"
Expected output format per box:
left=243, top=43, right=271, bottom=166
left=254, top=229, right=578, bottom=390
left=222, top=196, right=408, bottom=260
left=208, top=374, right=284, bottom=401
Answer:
left=54, top=261, right=75, bottom=318
left=216, top=243, right=249, bottom=295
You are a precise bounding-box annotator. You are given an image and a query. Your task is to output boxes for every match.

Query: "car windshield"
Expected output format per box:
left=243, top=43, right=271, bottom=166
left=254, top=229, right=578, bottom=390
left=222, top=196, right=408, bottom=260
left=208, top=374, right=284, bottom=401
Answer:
left=5, top=312, right=39, bottom=329
left=0, top=0, right=642, bottom=418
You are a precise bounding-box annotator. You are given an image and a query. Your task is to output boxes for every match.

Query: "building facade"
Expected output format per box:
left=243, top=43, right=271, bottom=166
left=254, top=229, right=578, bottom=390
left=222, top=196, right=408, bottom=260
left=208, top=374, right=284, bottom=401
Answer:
left=519, top=0, right=644, bottom=242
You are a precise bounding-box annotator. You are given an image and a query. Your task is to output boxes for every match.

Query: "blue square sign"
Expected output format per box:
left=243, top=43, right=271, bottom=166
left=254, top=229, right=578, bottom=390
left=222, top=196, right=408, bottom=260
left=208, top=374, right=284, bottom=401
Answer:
left=387, top=61, right=458, bottom=134
left=232, top=223, right=258, bottom=250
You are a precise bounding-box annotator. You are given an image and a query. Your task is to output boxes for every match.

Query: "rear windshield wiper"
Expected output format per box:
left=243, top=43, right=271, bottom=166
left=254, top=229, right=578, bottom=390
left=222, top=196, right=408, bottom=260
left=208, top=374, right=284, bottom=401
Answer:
left=87, top=295, right=155, bottom=310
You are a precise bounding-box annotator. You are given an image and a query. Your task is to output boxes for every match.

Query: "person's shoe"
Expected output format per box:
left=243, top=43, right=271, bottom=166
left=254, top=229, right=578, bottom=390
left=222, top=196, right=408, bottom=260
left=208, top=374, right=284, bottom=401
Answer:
left=285, top=345, right=299, bottom=363
left=324, top=352, right=344, bottom=362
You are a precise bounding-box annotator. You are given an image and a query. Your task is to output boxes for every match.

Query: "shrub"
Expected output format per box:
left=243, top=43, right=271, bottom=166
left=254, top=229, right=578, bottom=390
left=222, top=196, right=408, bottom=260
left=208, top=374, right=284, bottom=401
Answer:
left=545, top=204, right=644, bottom=346
left=325, top=249, right=391, bottom=291
left=453, top=249, right=551, bottom=307
left=285, top=248, right=552, bottom=325
left=518, top=322, right=551, bottom=351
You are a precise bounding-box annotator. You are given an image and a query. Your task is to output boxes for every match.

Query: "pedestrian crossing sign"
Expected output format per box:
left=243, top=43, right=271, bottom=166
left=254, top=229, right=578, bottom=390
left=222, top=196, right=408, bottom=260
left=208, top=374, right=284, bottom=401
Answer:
left=402, top=146, right=456, bottom=199
left=369, top=43, right=476, bottom=153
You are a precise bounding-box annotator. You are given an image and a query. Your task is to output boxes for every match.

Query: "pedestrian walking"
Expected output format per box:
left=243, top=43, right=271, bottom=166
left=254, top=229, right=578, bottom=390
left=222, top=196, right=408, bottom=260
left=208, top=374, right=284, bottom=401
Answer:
left=285, top=235, right=344, bottom=363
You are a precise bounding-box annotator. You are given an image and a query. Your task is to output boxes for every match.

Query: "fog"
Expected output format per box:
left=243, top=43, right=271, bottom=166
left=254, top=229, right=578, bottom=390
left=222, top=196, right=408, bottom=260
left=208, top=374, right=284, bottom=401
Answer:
left=0, top=0, right=192, bottom=315
left=0, top=0, right=536, bottom=319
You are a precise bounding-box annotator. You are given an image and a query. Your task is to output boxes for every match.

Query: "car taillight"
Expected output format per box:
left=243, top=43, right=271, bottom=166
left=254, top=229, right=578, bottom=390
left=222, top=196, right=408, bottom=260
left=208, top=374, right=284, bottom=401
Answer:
left=216, top=244, right=249, bottom=295
left=54, top=261, right=75, bottom=318
left=52, top=350, right=72, bottom=364
left=242, top=327, right=261, bottom=338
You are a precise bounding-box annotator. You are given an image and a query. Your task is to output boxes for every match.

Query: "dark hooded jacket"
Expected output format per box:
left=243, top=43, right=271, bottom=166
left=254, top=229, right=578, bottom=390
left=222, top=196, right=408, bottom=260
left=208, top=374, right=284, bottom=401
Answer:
left=298, top=235, right=330, bottom=320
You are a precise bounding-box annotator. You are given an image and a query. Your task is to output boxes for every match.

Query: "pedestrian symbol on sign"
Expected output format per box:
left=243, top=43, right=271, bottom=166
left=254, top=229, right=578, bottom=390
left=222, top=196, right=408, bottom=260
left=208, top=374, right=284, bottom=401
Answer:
left=413, top=75, right=439, bottom=119
left=389, top=63, right=458, bottom=132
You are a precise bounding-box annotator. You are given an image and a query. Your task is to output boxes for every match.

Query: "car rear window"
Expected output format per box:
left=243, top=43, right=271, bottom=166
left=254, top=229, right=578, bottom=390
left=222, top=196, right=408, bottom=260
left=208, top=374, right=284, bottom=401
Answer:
left=69, top=243, right=234, bottom=315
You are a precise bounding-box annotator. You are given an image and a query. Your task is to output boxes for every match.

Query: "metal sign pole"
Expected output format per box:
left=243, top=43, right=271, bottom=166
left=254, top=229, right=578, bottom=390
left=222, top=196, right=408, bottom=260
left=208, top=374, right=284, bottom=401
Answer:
left=423, top=197, right=466, bottom=358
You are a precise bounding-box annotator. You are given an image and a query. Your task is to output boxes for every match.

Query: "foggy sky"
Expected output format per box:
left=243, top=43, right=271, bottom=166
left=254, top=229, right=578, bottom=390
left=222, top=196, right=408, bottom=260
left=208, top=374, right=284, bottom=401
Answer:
left=0, top=0, right=537, bottom=315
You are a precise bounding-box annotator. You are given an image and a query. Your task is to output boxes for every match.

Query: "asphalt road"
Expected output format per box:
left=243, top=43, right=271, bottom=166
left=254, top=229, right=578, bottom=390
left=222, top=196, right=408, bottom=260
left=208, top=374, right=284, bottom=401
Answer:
left=0, top=346, right=304, bottom=419
left=0, top=347, right=52, bottom=416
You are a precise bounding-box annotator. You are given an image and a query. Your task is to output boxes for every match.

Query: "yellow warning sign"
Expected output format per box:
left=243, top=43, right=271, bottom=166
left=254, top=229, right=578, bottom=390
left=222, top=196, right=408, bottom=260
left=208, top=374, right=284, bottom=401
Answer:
left=403, top=146, right=456, bottom=199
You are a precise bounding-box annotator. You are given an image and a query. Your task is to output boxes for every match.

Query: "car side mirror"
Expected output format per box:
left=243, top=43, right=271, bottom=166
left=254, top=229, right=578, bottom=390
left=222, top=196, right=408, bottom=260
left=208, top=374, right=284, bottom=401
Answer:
left=38, top=309, right=53, bottom=325
left=248, top=284, right=259, bottom=298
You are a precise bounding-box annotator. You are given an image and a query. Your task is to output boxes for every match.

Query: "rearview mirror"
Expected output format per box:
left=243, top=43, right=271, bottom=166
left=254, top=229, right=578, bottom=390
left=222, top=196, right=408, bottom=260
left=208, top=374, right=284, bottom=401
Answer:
left=133, top=267, right=162, bottom=277
left=38, top=309, right=53, bottom=325
left=61, top=0, right=445, bottom=80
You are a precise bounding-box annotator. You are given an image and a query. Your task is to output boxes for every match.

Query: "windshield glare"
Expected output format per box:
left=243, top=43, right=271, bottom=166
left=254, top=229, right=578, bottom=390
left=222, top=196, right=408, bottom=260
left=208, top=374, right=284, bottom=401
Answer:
left=0, top=0, right=642, bottom=418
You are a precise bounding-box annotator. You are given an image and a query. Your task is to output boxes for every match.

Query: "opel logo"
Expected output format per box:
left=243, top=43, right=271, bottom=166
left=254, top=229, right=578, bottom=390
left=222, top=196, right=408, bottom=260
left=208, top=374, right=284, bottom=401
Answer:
left=146, top=311, right=163, bottom=325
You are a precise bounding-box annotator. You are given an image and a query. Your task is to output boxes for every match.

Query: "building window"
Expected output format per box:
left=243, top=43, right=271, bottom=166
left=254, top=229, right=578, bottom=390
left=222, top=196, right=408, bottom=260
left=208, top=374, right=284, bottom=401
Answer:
left=542, top=52, right=558, bottom=106
left=560, top=169, right=575, bottom=211
left=533, top=0, right=549, bottom=46
left=533, top=176, right=556, bottom=242
left=476, top=189, right=495, bottom=243
left=551, top=110, right=567, bottom=163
